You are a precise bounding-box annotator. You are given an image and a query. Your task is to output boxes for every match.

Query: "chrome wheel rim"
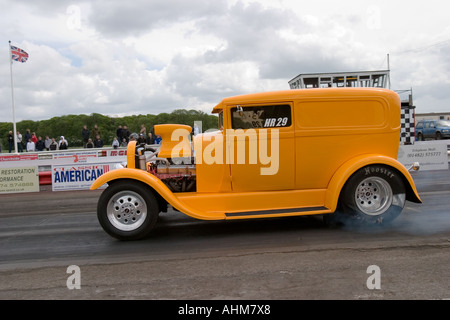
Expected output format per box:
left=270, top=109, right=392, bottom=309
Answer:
left=355, top=177, right=393, bottom=216
left=107, top=191, right=147, bottom=231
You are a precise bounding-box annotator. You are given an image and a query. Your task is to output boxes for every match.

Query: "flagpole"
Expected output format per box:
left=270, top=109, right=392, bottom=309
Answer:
left=9, top=40, right=18, bottom=154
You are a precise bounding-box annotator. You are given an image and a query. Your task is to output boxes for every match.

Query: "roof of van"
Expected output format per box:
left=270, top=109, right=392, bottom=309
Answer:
left=212, top=87, right=397, bottom=114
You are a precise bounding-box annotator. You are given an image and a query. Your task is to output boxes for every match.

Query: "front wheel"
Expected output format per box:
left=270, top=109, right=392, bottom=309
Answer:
left=97, top=181, right=159, bottom=240
left=327, top=165, right=406, bottom=226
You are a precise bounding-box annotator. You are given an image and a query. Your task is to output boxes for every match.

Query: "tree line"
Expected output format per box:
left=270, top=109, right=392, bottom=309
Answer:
left=0, top=109, right=219, bottom=150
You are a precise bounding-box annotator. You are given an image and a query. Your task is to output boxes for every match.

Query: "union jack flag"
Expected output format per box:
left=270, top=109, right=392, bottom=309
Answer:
left=11, top=46, right=29, bottom=63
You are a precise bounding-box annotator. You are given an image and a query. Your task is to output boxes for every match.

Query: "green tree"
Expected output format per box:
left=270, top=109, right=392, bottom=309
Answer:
left=0, top=110, right=218, bottom=151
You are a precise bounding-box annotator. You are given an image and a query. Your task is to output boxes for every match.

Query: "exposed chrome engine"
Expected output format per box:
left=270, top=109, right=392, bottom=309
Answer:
left=135, top=143, right=196, bottom=193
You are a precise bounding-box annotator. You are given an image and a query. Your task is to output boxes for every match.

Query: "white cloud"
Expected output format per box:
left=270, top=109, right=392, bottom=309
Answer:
left=0, top=0, right=450, bottom=122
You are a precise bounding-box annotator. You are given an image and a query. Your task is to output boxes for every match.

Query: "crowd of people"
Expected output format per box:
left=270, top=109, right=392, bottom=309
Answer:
left=5, top=129, right=68, bottom=153
left=3, top=123, right=167, bottom=153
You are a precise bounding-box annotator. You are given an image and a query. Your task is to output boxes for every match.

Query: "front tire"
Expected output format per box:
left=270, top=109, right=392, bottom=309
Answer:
left=97, top=181, right=159, bottom=240
left=327, top=165, right=406, bottom=226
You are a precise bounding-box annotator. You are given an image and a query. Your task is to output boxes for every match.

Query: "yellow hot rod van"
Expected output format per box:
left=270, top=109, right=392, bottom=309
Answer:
left=91, top=88, right=421, bottom=240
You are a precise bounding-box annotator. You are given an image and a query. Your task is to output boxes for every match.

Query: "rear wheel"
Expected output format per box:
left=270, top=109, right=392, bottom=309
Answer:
left=97, top=181, right=159, bottom=240
left=326, top=165, right=406, bottom=226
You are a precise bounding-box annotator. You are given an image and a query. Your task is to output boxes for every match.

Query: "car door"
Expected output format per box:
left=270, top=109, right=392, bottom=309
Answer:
left=226, top=103, right=295, bottom=192
left=423, top=121, right=432, bottom=139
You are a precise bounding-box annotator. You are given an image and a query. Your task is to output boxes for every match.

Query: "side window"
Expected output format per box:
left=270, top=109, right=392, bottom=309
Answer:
left=416, top=121, right=423, bottom=129
left=430, top=122, right=435, bottom=128
left=218, top=111, right=223, bottom=130
left=424, top=122, right=430, bottom=128
left=231, top=105, right=292, bottom=129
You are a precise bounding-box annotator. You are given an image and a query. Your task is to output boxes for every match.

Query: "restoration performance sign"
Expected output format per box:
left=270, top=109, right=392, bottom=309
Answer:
left=51, top=163, right=119, bottom=191
left=0, top=166, right=39, bottom=194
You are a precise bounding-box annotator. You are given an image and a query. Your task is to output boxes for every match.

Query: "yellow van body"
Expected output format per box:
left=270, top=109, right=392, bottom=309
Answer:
left=91, top=88, right=421, bottom=240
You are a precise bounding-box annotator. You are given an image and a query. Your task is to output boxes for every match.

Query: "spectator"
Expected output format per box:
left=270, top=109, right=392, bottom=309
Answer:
left=91, top=124, right=101, bottom=140
left=148, top=125, right=155, bottom=138
left=24, top=129, right=31, bottom=144
left=7, top=130, right=14, bottom=153
left=49, top=138, right=58, bottom=150
left=26, top=138, right=35, bottom=152
left=139, top=124, right=146, bottom=136
left=59, top=136, right=68, bottom=150
left=112, top=137, right=120, bottom=149
left=120, top=138, right=127, bottom=147
left=86, top=138, right=94, bottom=148
left=94, top=135, right=104, bottom=148
left=31, top=132, right=38, bottom=144
left=193, top=123, right=201, bottom=136
left=35, top=136, right=45, bottom=151
left=81, top=125, right=90, bottom=148
left=129, top=132, right=138, bottom=142
left=146, top=132, right=154, bottom=145
left=116, top=125, right=123, bottom=142
left=137, top=133, right=146, bottom=144
left=154, top=135, right=162, bottom=144
left=122, top=125, right=130, bottom=143
left=44, top=136, right=52, bottom=151
left=16, top=131, right=23, bottom=152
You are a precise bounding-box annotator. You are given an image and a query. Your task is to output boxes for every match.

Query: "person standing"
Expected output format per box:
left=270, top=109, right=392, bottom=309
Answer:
left=94, top=134, right=104, bottom=148
left=16, top=131, right=23, bottom=152
left=81, top=125, right=90, bottom=148
left=44, top=136, right=52, bottom=151
left=49, top=138, right=58, bottom=150
left=26, top=138, right=35, bottom=152
left=112, top=137, right=120, bottom=149
left=91, top=124, right=101, bottom=140
left=146, top=132, right=154, bottom=145
left=35, top=136, right=45, bottom=151
left=193, top=123, right=201, bottom=136
left=7, top=131, right=14, bottom=153
left=139, top=124, right=146, bottom=136
left=59, top=136, right=68, bottom=150
left=116, top=125, right=123, bottom=143
left=122, top=125, right=130, bottom=142
left=86, top=138, right=94, bottom=148
left=24, top=129, right=31, bottom=145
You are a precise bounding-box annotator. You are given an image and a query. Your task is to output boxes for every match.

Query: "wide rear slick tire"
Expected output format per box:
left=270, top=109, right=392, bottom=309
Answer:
left=97, top=181, right=159, bottom=240
left=325, top=165, right=406, bottom=227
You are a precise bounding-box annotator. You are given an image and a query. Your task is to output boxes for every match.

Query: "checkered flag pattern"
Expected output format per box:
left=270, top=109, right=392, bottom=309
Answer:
left=400, top=107, right=415, bottom=144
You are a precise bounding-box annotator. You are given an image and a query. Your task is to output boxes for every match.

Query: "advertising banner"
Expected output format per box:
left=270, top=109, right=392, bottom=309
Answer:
left=397, top=141, right=449, bottom=171
left=0, top=166, right=40, bottom=194
left=51, top=163, right=120, bottom=191
left=52, top=150, right=98, bottom=163
left=0, top=154, right=39, bottom=162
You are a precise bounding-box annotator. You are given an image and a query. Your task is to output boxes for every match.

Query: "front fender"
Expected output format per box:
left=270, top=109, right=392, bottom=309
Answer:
left=325, top=154, right=422, bottom=211
left=90, top=168, right=225, bottom=220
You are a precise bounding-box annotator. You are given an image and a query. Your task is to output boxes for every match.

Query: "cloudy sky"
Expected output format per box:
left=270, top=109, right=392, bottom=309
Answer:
left=1, top=0, right=449, bottom=122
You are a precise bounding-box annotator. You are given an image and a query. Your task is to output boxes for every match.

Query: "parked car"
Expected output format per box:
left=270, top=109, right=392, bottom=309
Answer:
left=416, top=119, right=450, bottom=140
left=90, top=88, right=422, bottom=240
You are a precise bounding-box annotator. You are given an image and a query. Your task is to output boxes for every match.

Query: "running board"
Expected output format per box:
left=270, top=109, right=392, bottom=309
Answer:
left=225, top=206, right=328, bottom=218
